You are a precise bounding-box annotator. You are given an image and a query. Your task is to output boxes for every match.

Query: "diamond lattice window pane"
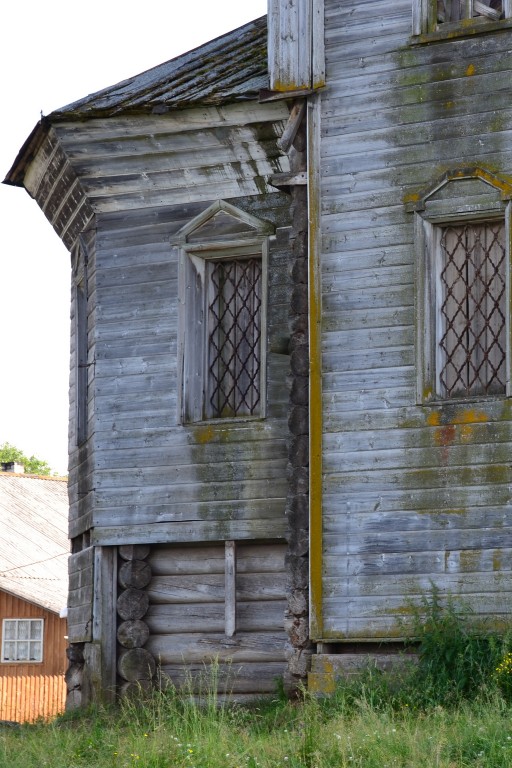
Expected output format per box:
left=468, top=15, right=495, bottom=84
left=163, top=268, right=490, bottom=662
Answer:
left=438, top=221, right=506, bottom=398
left=206, top=258, right=262, bottom=418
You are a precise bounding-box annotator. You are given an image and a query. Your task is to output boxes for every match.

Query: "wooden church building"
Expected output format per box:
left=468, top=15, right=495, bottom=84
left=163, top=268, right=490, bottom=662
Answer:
left=6, top=0, right=512, bottom=703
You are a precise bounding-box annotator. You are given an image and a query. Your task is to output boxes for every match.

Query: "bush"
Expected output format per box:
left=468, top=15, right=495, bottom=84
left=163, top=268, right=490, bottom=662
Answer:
left=494, top=652, right=512, bottom=702
left=409, top=587, right=512, bottom=707
left=327, top=588, right=512, bottom=713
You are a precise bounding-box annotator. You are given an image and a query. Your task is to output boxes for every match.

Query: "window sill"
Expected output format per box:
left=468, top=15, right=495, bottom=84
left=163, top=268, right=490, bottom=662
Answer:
left=186, top=415, right=266, bottom=427
left=411, top=17, right=512, bottom=44
left=420, top=393, right=509, bottom=407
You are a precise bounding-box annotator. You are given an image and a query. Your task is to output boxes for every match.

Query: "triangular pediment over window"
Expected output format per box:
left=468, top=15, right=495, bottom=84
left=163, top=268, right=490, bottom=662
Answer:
left=405, top=167, right=512, bottom=213
left=174, top=200, right=273, bottom=246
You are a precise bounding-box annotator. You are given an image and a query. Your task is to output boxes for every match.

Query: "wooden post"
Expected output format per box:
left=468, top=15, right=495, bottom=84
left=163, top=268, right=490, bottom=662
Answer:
left=225, top=540, right=236, bottom=637
left=91, top=546, right=117, bottom=703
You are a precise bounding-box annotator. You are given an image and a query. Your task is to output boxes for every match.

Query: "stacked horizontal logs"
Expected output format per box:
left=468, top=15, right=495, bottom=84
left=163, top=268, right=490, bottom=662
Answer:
left=117, top=545, right=156, bottom=696
left=284, top=109, right=313, bottom=695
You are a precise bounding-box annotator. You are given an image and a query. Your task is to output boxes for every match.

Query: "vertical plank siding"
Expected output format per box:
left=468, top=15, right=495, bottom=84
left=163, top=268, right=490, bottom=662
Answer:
left=317, top=0, right=512, bottom=639
left=0, top=592, right=67, bottom=722
left=0, top=673, right=66, bottom=723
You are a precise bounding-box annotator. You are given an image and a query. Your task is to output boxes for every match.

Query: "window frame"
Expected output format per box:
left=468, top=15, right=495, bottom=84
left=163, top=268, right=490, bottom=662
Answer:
left=412, top=0, right=512, bottom=37
left=178, top=238, right=269, bottom=425
left=415, top=198, right=512, bottom=404
left=1, top=618, right=44, bottom=664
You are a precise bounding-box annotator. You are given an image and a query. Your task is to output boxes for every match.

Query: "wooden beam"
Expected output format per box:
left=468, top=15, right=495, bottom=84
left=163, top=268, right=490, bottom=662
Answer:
left=92, top=546, right=117, bottom=703
left=277, top=101, right=307, bottom=153
left=225, top=540, right=237, bottom=637
left=307, top=94, right=324, bottom=640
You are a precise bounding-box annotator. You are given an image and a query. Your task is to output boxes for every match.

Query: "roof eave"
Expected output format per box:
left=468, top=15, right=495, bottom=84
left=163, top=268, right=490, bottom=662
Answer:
left=0, top=585, right=63, bottom=616
left=3, top=118, right=51, bottom=188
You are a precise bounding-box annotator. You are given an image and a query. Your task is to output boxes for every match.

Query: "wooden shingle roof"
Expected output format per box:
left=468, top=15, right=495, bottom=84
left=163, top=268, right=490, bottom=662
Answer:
left=4, top=15, right=268, bottom=188
left=51, top=15, right=268, bottom=120
left=0, top=474, right=68, bottom=614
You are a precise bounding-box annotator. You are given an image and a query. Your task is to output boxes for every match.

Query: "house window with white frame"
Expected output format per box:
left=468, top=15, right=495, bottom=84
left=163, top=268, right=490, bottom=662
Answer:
left=2, top=619, right=44, bottom=662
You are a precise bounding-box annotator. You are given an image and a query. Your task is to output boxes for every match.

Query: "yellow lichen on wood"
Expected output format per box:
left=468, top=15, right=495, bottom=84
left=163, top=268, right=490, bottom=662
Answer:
left=194, top=425, right=215, bottom=444
left=426, top=411, right=441, bottom=427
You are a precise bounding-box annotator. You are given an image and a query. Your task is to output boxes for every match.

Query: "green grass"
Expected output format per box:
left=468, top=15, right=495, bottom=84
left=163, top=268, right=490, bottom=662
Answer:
left=4, top=596, right=512, bottom=768
left=3, top=689, right=512, bottom=768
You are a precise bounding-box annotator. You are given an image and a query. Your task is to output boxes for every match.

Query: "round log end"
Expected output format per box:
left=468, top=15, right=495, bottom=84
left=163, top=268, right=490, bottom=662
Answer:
left=118, top=559, right=152, bottom=590
left=118, top=545, right=151, bottom=561
left=118, top=648, right=156, bottom=682
left=117, top=619, right=150, bottom=649
left=116, top=587, right=150, bottom=621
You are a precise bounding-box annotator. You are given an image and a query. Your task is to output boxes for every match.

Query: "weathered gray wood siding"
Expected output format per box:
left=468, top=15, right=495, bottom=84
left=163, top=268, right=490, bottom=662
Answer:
left=317, top=0, right=512, bottom=639
left=68, top=547, right=94, bottom=642
left=19, top=128, right=96, bottom=540
left=54, top=103, right=291, bottom=546
left=69, top=227, right=97, bottom=540
left=146, top=542, right=287, bottom=698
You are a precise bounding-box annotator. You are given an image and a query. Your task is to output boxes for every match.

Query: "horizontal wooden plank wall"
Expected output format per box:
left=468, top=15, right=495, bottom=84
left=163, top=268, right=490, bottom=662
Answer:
left=89, top=197, right=290, bottom=545
left=68, top=227, right=96, bottom=540
left=145, top=542, right=287, bottom=697
left=67, top=547, right=94, bottom=642
left=0, top=592, right=67, bottom=721
left=318, top=0, right=512, bottom=639
left=53, top=104, right=289, bottom=213
left=60, top=102, right=292, bottom=547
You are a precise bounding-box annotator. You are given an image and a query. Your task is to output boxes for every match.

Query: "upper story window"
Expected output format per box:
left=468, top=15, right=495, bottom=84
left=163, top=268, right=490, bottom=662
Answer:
left=174, top=200, right=272, bottom=424
left=2, top=619, right=44, bottom=663
left=413, top=0, right=512, bottom=35
left=438, top=0, right=503, bottom=23
left=437, top=220, right=506, bottom=398
left=206, top=256, right=263, bottom=419
left=407, top=168, right=512, bottom=402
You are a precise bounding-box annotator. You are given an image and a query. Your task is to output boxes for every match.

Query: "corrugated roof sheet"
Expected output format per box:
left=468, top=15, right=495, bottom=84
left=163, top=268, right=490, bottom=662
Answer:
left=51, top=16, right=268, bottom=121
left=0, top=474, right=68, bottom=614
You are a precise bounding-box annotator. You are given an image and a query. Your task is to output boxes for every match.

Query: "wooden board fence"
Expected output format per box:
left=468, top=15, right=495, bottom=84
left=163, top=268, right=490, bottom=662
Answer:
left=0, top=673, right=66, bottom=723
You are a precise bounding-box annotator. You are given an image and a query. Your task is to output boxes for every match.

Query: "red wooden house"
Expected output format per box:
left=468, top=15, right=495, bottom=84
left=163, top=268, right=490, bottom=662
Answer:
left=0, top=471, right=68, bottom=722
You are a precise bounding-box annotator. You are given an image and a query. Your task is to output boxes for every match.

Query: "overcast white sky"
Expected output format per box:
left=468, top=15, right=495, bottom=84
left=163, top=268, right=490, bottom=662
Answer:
left=0, top=0, right=267, bottom=475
